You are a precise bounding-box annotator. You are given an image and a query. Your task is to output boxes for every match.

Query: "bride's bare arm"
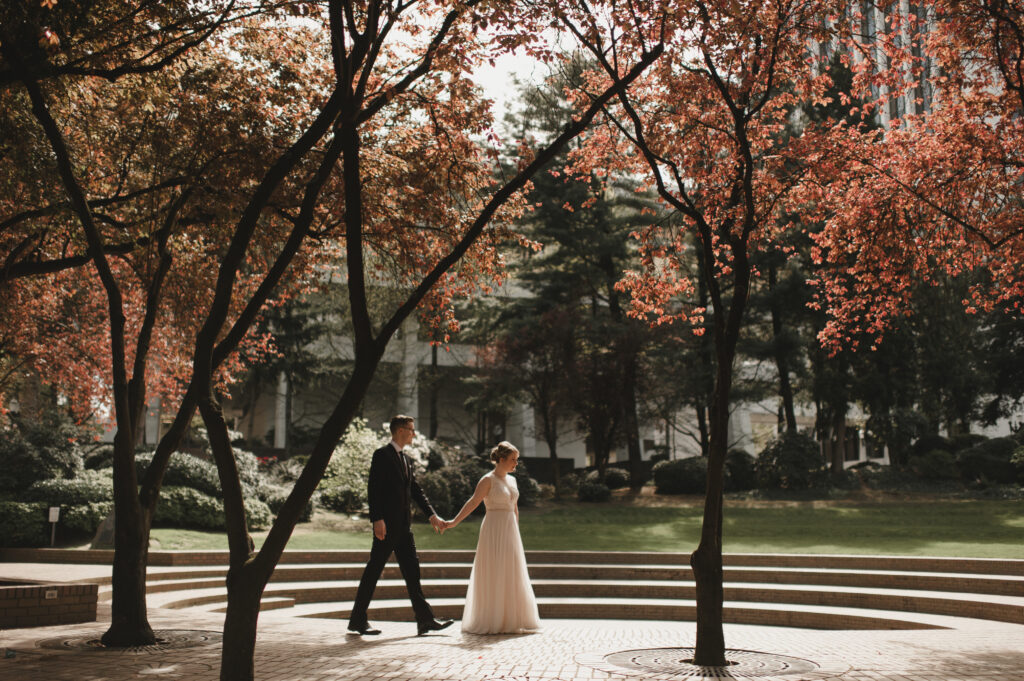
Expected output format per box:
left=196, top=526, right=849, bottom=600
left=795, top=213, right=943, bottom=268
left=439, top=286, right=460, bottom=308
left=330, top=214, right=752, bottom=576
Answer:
left=447, top=476, right=491, bottom=528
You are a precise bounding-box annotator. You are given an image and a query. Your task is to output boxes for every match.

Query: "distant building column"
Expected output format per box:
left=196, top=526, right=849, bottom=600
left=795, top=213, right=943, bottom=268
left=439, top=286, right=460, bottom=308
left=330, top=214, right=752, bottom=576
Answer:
left=274, top=371, right=287, bottom=449
left=397, top=317, right=420, bottom=421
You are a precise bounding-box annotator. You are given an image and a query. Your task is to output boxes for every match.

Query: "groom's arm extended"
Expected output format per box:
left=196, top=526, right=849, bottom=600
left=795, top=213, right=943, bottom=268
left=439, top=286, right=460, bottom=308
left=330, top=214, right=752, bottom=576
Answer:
left=410, top=469, right=440, bottom=530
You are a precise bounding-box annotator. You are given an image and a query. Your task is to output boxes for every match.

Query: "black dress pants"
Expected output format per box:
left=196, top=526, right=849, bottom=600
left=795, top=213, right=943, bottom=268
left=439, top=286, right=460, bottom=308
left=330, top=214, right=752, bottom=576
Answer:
left=348, top=526, right=435, bottom=628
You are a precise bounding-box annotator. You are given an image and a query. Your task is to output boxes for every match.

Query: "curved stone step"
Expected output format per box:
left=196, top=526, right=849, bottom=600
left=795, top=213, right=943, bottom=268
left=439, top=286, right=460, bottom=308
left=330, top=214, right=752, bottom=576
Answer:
left=147, top=576, right=1024, bottom=627
left=122, top=561, right=1024, bottom=599
left=273, top=597, right=951, bottom=631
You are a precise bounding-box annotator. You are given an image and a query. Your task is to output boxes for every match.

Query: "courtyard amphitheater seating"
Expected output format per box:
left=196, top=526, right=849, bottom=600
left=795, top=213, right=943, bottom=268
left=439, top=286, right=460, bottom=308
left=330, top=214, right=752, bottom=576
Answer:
left=10, top=549, right=1021, bottom=630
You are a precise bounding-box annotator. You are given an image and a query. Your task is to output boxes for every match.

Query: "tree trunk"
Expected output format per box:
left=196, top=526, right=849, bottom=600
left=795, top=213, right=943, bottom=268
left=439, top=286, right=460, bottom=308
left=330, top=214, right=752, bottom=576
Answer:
left=541, top=408, right=561, bottom=499
left=690, top=346, right=733, bottom=667
left=219, top=566, right=263, bottom=681
left=768, top=261, right=797, bottom=432
left=696, top=402, right=710, bottom=457
left=831, top=410, right=846, bottom=475
left=101, top=431, right=155, bottom=646
left=622, top=356, right=645, bottom=488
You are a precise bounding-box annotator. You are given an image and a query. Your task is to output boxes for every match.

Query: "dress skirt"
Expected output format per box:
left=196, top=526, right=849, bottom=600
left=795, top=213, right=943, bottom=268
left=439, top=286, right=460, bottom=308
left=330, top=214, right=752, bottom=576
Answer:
left=460, top=477, right=540, bottom=634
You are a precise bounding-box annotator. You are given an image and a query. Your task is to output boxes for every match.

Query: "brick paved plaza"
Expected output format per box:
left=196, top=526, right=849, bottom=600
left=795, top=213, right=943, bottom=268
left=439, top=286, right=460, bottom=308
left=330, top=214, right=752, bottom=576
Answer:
left=1, top=556, right=1022, bottom=681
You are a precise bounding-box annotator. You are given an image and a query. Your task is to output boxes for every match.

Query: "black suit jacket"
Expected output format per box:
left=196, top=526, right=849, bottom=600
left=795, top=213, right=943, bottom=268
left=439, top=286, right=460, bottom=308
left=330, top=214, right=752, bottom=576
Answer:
left=367, top=443, right=435, bottom=531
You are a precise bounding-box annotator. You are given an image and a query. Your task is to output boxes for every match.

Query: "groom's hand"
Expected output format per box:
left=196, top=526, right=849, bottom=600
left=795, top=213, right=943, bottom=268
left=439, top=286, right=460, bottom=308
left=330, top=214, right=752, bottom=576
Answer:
left=429, top=515, right=445, bottom=534
left=373, top=519, right=386, bottom=540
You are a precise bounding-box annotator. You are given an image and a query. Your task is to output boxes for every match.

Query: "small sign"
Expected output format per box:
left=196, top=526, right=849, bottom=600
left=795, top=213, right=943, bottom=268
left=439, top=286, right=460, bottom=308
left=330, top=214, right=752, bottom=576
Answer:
left=48, top=507, right=60, bottom=522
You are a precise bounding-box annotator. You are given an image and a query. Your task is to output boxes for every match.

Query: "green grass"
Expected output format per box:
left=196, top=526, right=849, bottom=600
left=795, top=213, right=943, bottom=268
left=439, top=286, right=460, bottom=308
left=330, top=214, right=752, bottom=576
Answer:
left=148, top=499, right=1024, bottom=558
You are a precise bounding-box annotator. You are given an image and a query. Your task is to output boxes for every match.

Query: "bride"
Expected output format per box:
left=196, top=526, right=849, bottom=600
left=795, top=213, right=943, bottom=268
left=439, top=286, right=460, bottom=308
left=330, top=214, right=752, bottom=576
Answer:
left=443, top=441, right=540, bottom=634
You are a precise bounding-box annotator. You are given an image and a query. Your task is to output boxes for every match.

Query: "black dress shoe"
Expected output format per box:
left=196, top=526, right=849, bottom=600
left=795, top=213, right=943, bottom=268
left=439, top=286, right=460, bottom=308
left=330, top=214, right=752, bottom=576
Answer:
left=348, top=624, right=381, bottom=635
left=417, top=618, right=454, bottom=636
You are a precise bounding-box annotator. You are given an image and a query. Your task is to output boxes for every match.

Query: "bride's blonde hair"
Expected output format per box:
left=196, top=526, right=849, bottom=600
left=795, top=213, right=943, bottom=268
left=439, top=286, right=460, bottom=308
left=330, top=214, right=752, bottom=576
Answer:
left=489, top=441, right=518, bottom=463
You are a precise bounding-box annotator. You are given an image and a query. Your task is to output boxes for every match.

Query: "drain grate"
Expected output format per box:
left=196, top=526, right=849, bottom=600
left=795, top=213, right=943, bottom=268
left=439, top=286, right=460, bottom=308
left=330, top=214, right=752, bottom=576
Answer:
left=37, top=629, right=222, bottom=654
left=577, top=647, right=839, bottom=680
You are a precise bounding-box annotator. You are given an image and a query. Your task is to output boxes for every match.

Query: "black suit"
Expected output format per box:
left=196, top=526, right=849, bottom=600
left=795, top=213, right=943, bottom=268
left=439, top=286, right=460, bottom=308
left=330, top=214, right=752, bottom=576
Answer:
left=348, top=443, right=437, bottom=629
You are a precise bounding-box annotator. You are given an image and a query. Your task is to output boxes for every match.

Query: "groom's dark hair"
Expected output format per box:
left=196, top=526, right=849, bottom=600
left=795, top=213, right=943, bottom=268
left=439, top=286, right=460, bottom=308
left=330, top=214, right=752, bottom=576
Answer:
left=390, top=415, right=414, bottom=435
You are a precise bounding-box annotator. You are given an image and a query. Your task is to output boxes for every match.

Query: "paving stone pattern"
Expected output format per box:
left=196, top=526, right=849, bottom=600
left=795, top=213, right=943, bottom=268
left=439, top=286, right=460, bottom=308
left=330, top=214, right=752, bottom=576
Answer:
left=2, top=604, right=1023, bottom=681
left=1, top=551, right=1023, bottom=681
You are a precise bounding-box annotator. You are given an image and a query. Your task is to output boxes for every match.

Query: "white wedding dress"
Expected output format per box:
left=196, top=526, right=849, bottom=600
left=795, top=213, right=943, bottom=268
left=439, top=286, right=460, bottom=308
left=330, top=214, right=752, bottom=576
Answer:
left=461, top=472, right=540, bottom=634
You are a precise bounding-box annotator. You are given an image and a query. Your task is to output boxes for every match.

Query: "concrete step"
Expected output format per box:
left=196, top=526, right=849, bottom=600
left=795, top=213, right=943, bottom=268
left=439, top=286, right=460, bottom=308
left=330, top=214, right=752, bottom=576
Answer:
left=144, top=576, right=1024, bottom=626
left=112, top=562, right=1024, bottom=603
left=6, top=548, right=1023, bottom=577
left=267, top=596, right=953, bottom=631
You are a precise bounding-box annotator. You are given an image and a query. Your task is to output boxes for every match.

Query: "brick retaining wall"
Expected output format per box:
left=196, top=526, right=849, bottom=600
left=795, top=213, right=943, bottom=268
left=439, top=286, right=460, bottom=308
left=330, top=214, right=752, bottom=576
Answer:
left=0, top=581, right=98, bottom=628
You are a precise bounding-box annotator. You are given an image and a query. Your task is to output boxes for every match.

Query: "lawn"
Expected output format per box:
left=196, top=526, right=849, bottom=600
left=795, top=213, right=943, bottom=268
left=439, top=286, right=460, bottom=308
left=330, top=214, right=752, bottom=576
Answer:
left=148, top=497, right=1024, bottom=558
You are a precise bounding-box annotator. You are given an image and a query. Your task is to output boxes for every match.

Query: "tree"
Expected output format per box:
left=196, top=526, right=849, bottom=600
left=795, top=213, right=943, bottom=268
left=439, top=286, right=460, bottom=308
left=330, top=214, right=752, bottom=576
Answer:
left=2, top=1, right=316, bottom=647
left=809, top=0, right=1024, bottom=352
left=502, top=57, right=662, bottom=486
left=566, top=0, right=838, bottom=665
left=475, top=303, right=576, bottom=495
left=172, top=4, right=666, bottom=680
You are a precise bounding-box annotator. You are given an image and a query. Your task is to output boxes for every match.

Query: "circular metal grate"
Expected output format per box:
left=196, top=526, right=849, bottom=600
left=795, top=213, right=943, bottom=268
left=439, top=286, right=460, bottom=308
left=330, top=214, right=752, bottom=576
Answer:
left=37, top=629, right=222, bottom=654
left=578, top=647, right=829, bottom=680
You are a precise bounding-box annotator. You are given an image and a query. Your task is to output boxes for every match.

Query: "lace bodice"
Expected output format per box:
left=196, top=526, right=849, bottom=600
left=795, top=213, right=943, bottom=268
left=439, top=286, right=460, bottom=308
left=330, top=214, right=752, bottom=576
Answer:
left=483, top=472, right=518, bottom=512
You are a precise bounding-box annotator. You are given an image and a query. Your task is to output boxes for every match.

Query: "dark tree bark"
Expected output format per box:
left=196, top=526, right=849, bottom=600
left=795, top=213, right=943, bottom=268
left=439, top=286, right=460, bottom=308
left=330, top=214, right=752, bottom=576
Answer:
left=768, top=261, right=798, bottom=432
left=202, top=18, right=665, bottom=678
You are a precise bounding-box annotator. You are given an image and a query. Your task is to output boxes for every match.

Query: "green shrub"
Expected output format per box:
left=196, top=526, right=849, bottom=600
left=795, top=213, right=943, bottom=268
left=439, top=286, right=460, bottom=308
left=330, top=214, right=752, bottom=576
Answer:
left=262, top=485, right=313, bottom=523
left=320, top=485, right=366, bottom=513
left=137, top=451, right=220, bottom=496
left=449, top=459, right=489, bottom=509
left=233, top=448, right=269, bottom=500
left=908, top=449, right=960, bottom=480
left=577, top=481, right=611, bottom=502
left=755, top=432, right=824, bottom=490
left=61, top=502, right=114, bottom=536
left=152, top=486, right=270, bottom=531
left=652, top=457, right=707, bottom=494
left=956, top=437, right=1018, bottom=484
left=724, top=449, right=757, bottom=492
left=908, top=434, right=952, bottom=459
left=555, top=471, right=582, bottom=497
left=0, top=418, right=84, bottom=491
left=1012, top=446, right=1024, bottom=483
left=320, top=418, right=382, bottom=502
left=83, top=444, right=115, bottom=470
left=245, top=496, right=273, bottom=529
left=24, top=469, right=114, bottom=505
left=589, top=467, right=629, bottom=490
left=153, top=486, right=223, bottom=529
left=0, top=501, right=48, bottom=546
left=948, top=433, right=988, bottom=452
left=416, top=471, right=453, bottom=517
left=512, top=462, right=541, bottom=508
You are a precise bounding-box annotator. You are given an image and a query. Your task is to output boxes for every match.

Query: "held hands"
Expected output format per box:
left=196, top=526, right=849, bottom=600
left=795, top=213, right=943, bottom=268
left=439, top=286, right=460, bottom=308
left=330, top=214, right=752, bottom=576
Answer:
left=429, top=515, right=458, bottom=534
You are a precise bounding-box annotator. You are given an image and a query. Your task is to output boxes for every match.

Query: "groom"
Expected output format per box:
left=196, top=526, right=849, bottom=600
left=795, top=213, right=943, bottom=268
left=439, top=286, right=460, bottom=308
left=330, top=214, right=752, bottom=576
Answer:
left=347, top=415, right=454, bottom=636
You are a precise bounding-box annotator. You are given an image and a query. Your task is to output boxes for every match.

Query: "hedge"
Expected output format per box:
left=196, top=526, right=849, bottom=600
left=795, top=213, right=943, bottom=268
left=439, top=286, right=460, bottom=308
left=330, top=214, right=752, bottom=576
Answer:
left=0, top=501, right=49, bottom=546
left=652, top=457, right=707, bottom=494
left=152, top=486, right=272, bottom=531
left=577, top=481, right=611, bottom=502
left=755, top=431, right=824, bottom=490
left=24, top=469, right=114, bottom=505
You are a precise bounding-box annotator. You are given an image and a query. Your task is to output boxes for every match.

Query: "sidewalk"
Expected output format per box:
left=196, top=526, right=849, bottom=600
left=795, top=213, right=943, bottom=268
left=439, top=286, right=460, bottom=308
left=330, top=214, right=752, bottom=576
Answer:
left=2, top=561, right=1023, bottom=681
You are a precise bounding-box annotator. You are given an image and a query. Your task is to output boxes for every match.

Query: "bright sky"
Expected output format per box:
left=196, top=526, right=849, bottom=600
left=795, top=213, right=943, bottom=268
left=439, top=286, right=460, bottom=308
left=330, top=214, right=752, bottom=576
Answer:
left=470, top=50, right=550, bottom=123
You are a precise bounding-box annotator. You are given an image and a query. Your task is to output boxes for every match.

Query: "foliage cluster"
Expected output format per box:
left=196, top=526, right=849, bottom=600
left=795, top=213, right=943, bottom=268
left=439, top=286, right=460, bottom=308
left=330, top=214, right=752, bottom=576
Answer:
left=755, top=432, right=827, bottom=490
left=577, top=480, right=612, bottom=502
